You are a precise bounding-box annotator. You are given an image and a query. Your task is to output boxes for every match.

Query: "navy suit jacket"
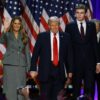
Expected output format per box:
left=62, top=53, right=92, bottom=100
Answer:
left=30, top=31, right=73, bottom=82
left=65, top=21, right=99, bottom=71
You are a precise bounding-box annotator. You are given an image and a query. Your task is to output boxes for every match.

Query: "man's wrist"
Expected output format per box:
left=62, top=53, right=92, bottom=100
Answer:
left=67, top=72, right=73, bottom=78
left=97, top=63, right=100, bottom=65
left=0, top=60, right=2, bottom=64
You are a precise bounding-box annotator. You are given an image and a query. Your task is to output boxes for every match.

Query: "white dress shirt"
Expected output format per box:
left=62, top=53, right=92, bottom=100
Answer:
left=77, top=20, right=86, bottom=35
left=50, top=31, right=59, bottom=61
left=97, top=31, right=100, bottom=43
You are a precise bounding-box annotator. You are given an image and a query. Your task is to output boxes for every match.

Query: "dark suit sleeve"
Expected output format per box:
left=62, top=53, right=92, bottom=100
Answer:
left=65, top=33, right=73, bottom=73
left=65, top=23, right=71, bottom=35
left=0, top=32, right=7, bottom=44
left=65, top=24, right=74, bottom=73
left=30, top=34, right=41, bottom=71
left=92, top=22, right=100, bottom=63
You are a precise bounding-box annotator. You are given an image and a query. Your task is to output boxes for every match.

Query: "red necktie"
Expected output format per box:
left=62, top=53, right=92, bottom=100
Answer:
left=80, top=22, right=84, bottom=39
left=53, top=33, right=58, bottom=66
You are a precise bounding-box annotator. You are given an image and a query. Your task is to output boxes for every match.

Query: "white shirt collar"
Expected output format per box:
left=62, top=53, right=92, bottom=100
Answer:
left=76, top=20, right=86, bottom=34
left=50, top=31, right=59, bottom=36
left=77, top=20, right=85, bottom=24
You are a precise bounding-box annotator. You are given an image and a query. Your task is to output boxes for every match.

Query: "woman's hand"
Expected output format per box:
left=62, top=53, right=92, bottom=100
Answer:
left=3, top=17, right=11, bottom=32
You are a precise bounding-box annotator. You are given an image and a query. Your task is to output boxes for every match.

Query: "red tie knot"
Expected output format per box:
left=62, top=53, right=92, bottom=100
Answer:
left=54, top=33, right=57, bottom=36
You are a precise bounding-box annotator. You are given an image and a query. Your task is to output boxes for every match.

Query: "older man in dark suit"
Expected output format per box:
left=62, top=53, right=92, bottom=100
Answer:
left=65, top=4, right=100, bottom=99
left=30, top=16, right=73, bottom=100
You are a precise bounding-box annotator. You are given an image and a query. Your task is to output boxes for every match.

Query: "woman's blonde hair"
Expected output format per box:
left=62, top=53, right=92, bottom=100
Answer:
left=8, top=16, right=28, bottom=45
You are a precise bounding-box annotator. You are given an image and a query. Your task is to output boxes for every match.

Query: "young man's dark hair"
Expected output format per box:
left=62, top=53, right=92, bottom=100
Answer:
left=75, top=4, right=87, bottom=13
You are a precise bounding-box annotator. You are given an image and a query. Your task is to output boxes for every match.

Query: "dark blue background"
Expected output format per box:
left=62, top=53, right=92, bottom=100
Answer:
left=91, top=0, right=100, bottom=20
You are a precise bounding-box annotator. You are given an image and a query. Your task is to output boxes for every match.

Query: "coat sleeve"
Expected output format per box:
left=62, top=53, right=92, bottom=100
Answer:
left=0, top=32, right=7, bottom=44
left=91, top=22, right=100, bottom=63
left=65, top=33, right=73, bottom=73
left=65, top=24, right=71, bottom=34
left=30, top=34, right=42, bottom=71
left=25, top=41, right=31, bottom=72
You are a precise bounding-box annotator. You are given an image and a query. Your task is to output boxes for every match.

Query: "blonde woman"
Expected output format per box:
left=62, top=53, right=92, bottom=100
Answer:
left=0, top=16, right=31, bottom=100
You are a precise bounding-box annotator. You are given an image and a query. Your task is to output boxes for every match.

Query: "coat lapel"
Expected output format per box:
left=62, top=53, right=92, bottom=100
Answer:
left=75, top=22, right=81, bottom=35
left=59, top=32, right=64, bottom=60
left=47, top=32, right=51, bottom=60
left=85, top=21, right=90, bottom=36
left=75, top=21, right=87, bottom=40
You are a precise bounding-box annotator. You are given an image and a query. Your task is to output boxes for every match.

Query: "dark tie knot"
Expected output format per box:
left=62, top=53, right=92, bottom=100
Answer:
left=80, top=22, right=84, bottom=29
left=80, top=22, right=83, bottom=25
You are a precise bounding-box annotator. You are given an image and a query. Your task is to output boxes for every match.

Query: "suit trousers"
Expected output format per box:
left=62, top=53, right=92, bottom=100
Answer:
left=95, top=73, right=100, bottom=100
left=73, top=64, right=95, bottom=99
left=39, top=63, right=65, bottom=100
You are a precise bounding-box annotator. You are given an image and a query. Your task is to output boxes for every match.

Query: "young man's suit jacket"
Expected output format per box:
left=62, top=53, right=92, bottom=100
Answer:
left=65, top=21, right=99, bottom=71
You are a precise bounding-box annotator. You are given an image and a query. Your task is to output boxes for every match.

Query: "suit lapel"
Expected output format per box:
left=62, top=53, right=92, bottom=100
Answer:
left=85, top=21, right=90, bottom=36
left=10, top=32, right=19, bottom=45
left=59, top=32, right=64, bottom=60
left=75, top=21, right=87, bottom=40
left=74, top=22, right=82, bottom=38
left=75, top=22, right=80, bottom=34
left=47, top=32, right=51, bottom=60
